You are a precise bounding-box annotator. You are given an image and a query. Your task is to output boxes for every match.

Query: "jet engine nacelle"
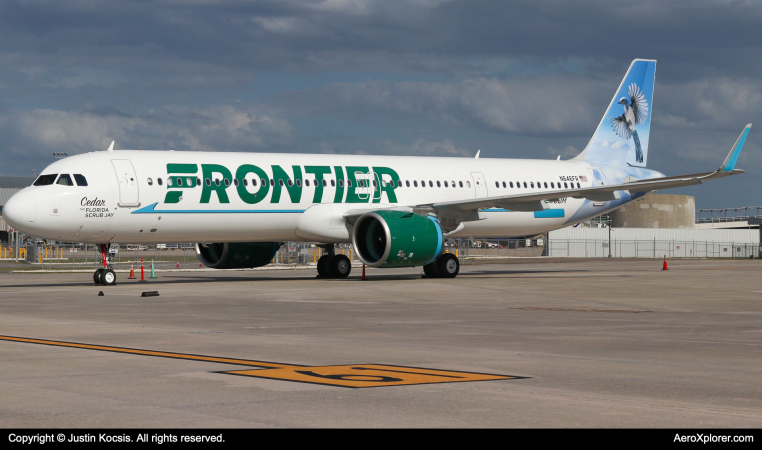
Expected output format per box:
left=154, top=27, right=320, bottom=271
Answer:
left=195, top=242, right=279, bottom=269
left=351, top=210, right=442, bottom=268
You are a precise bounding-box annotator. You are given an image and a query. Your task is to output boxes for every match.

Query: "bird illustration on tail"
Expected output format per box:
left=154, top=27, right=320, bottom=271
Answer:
left=611, top=83, right=649, bottom=163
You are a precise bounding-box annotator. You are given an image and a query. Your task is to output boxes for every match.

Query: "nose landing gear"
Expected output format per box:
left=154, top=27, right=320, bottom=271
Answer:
left=93, top=244, right=117, bottom=286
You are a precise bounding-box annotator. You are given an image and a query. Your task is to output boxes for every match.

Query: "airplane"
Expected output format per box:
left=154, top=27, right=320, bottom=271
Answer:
left=2, top=59, right=751, bottom=286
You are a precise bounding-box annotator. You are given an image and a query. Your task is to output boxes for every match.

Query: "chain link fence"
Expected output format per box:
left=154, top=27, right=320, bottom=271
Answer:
left=547, top=239, right=760, bottom=259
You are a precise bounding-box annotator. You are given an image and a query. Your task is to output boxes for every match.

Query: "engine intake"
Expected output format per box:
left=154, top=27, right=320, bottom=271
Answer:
left=352, top=211, right=442, bottom=268
left=195, top=242, right=279, bottom=269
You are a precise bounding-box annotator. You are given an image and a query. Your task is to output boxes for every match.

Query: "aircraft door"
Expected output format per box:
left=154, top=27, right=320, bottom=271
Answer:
left=354, top=171, right=376, bottom=202
left=111, top=160, right=140, bottom=206
left=470, top=172, right=488, bottom=198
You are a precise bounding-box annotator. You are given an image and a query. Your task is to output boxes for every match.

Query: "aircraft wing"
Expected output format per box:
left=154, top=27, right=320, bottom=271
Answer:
left=432, top=124, right=750, bottom=213
left=344, top=124, right=750, bottom=228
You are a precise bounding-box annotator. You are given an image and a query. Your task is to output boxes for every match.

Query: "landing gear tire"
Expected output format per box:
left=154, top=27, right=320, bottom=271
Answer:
left=93, top=268, right=104, bottom=285
left=317, top=255, right=331, bottom=278
left=329, top=255, right=351, bottom=279
left=100, top=268, right=117, bottom=286
left=436, top=253, right=459, bottom=278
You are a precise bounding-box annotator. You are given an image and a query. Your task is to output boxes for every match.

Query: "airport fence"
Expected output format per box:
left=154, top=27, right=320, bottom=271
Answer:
left=547, top=239, right=760, bottom=259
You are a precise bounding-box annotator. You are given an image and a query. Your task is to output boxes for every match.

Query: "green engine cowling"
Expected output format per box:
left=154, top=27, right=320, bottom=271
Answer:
left=195, top=242, right=279, bottom=269
left=352, top=210, right=443, bottom=268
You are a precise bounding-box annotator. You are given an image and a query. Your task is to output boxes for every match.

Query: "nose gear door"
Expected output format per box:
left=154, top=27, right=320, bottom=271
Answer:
left=111, top=160, right=140, bottom=206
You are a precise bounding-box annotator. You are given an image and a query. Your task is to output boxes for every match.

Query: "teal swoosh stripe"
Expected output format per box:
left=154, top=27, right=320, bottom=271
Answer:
left=131, top=203, right=305, bottom=214
left=533, top=209, right=565, bottom=218
left=482, top=208, right=565, bottom=218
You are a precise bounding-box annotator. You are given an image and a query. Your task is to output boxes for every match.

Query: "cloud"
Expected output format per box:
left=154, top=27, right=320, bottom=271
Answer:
left=373, top=138, right=471, bottom=157
left=0, top=103, right=297, bottom=174
left=277, top=74, right=607, bottom=136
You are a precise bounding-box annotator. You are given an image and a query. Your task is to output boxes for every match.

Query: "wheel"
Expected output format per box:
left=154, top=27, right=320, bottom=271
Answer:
left=329, top=254, right=351, bottom=279
left=422, top=263, right=436, bottom=278
left=93, top=268, right=104, bottom=285
left=100, top=268, right=117, bottom=285
left=317, top=255, right=331, bottom=277
left=436, top=253, right=459, bottom=278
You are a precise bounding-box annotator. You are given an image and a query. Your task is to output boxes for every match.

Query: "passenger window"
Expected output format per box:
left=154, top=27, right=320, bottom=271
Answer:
left=451, top=181, right=455, bottom=187
left=459, top=181, right=463, bottom=188
left=305, top=179, right=309, bottom=187
left=287, top=179, right=293, bottom=187
left=196, top=178, right=201, bottom=186
left=577, top=182, right=581, bottom=188
left=406, top=181, right=411, bottom=187
left=158, top=178, right=163, bottom=186
left=373, top=180, right=378, bottom=187
left=339, top=180, right=344, bottom=187
left=194, top=177, right=201, bottom=186
left=205, top=178, right=211, bottom=186
left=544, top=182, right=548, bottom=188
left=224, top=179, right=230, bottom=187
left=466, top=181, right=471, bottom=188
left=270, top=179, right=274, bottom=186
left=444, top=181, right=448, bottom=187
left=330, top=180, right=334, bottom=187
left=34, top=174, right=58, bottom=186
left=510, top=182, right=514, bottom=188
left=390, top=180, right=395, bottom=187
left=564, top=182, right=568, bottom=188
left=214, top=179, right=220, bottom=186
left=495, top=181, right=499, bottom=188
left=429, top=181, right=433, bottom=187
left=147, top=178, right=153, bottom=186
left=551, top=182, right=554, bottom=188
left=234, top=179, right=239, bottom=186
left=414, top=180, right=418, bottom=187
left=176, top=177, right=183, bottom=186
left=530, top=182, right=534, bottom=188
left=243, top=179, right=248, bottom=187
left=296, top=179, right=301, bottom=187
left=168, top=178, right=174, bottom=187
left=347, top=180, right=352, bottom=187
left=56, top=174, right=73, bottom=186
left=437, top=181, right=441, bottom=187
left=73, top=174, right=88, bottom=186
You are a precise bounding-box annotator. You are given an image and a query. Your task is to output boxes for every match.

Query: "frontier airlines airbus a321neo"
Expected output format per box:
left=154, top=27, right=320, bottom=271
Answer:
left=2, top=60, right=752, bottom=285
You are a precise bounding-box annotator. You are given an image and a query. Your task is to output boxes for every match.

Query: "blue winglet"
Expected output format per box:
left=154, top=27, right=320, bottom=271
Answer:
left=721, top=124, right=752, bottom=172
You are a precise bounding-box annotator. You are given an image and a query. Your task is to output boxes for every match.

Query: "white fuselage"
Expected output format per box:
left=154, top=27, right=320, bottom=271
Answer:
left=3, top=150, right=660, bottom=245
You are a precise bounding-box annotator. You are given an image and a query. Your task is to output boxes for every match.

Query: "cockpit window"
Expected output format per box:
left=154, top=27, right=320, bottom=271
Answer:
left=33, top=174, right=57, bottom=186
left=56, top=174, right=74, bottom=186
left=73, top=174, right=88, bottom=186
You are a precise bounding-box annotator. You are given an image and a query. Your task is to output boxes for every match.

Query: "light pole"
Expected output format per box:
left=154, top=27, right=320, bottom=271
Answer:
left=608, top=214, right=612, bottom=258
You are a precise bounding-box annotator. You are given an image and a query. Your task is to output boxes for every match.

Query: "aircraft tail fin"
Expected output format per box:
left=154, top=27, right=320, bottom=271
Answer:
left=573, top=59, right=656, bottom=167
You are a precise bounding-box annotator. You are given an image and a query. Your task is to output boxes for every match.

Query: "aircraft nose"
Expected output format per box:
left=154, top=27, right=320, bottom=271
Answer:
left=3, top=190, right=36, bottom=230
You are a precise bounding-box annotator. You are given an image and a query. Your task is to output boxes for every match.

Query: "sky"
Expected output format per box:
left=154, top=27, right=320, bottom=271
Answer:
left=1, top=0, right=760, bottom=210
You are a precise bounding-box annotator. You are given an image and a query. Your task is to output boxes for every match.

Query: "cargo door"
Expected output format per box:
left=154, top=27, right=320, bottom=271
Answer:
left=111, top=159, right=140, bottom=206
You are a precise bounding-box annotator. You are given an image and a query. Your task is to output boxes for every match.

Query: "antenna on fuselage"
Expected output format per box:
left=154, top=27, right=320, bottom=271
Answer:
left=107, top=141, right=115, bottom=152
left=475, top=150, right=480, bottom=159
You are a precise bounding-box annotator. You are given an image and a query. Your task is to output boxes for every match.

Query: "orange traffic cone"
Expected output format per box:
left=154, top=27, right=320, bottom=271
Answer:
left=199, top=261, right=203, bottom=267
left=176, top=260, right=180, bottom=269
left=662, top=255, right=668, bottom=271
left=128, top=263, right=136, bottom=279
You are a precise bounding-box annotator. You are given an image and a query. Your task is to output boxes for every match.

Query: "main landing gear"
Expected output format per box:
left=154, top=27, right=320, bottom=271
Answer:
left=316, top=244, right=351, bottom=279
left=93, top=244, right=117, bottom=286
left=422, top=253, right=460, bottom=279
